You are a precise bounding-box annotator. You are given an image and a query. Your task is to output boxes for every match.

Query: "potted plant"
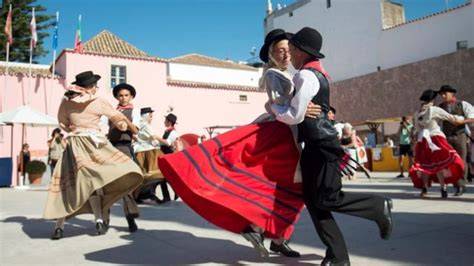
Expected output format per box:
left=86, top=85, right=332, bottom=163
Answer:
left=25, top=160, right=47, bottom=185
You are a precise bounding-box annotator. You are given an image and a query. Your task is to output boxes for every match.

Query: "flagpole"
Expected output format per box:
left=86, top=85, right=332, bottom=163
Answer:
left=3, top=3, right=12, bottom=113
left=2, top=42, right=8, bottom=112
left=49, top=11, right=59, bottom=117
left=27, top=7, right=36, bottom=106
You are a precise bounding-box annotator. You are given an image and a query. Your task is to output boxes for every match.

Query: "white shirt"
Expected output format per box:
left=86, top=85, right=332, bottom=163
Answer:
left=163, top=128, right=178, bottom=147
left=100, top=108, right=141, bottom=128
left=270, top=69, right=320, bottom=125
left=415, top=105, right=463, bottom=137
left=133, top=122, right=158, bottom=153
left=462, top=101, right=474, bottom=119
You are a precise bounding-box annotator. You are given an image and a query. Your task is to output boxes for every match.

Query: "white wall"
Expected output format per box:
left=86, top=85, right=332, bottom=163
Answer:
left=379, top=4, right=474, bottom=71
left=168, top=63, right=262, bottom=87
left=266, top=0, right=473, bottom=81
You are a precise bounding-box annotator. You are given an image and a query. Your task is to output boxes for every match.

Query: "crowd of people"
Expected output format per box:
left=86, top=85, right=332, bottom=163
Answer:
left=35, top=25, right=473, bottom=266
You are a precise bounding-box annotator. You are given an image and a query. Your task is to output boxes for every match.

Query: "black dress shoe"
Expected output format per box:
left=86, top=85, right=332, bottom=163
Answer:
left=96, top=222, right=107, bottom=235
left=420, top=188, right=428, bottom=198
left=441, top=188, right=448, bottom=198
left=321, top=257, right=351, bottom=266
left=174, top=194, right=180, bottom=201
left=454, top=186, right=466, bottom=196
left=376, top=198, right=393, bottom=240
left=270, top=241, right=300, bottom=257
left=241, top=230, right=269, bottom=257
left=51, top=228, right=63, bottom=240
left=126, top=216, right=138, bottom=232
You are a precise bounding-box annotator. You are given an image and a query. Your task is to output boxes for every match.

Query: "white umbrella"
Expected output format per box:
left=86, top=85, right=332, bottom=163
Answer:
left=0, top=105, right=58, bottom=127
left=0, top=105, right=58, bottom=186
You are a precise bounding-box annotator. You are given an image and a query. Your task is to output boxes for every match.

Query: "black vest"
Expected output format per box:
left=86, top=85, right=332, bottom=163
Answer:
left=297, top=67, right=332, bottom=143
left=439, top=101, right=465, bottom=137
left=108, top=108, right=133, bottom=143
left=160, top=129, right=175, bottom=154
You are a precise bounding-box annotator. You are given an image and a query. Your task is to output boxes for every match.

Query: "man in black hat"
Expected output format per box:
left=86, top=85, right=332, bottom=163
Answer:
left=153, top=113, right=179, bottom=203
left=270, top=27, right=393, bottom=266
left=107, top=83, right=141, bottom=232
left=438, top=84, right=474, bottom=196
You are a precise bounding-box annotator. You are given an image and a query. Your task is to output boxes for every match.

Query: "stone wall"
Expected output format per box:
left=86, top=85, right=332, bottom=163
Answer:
left=331, top=48, right=474, bottom=124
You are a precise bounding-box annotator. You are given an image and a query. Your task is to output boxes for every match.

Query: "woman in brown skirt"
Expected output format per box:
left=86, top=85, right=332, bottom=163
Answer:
left=43, top=71, right=143, bottom=240
left=133, top=107, right=165, bottom=203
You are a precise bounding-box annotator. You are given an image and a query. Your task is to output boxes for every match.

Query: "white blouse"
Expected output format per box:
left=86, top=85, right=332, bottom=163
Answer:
left=133, top=122, right=158, bottom=153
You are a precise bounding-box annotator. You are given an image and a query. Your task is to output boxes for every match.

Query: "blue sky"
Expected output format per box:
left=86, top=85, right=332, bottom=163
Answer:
left=35, top=0, right=468, bottom=65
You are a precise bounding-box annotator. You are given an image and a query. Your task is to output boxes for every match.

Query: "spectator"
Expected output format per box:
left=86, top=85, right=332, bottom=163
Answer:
left=396, top=116, right=414, bottom=178
left=384, top=137, right=395, bottom=147
left=18, top=143, right=30, bottom=185
left=47, top=128, right=66, bottom=174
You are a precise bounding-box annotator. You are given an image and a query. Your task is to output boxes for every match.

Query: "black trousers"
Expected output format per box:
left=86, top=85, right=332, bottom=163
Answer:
left=300, top=142, right=384, bottom=262
left=112, top=142, right=139, bottom=218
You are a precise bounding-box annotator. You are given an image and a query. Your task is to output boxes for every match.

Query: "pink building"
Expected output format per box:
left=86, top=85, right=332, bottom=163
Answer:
left=0, top=30, right=267, bottom=186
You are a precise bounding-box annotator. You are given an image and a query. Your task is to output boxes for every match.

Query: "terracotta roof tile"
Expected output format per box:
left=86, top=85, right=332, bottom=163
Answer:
left=83, top=30, right=161, bottom=60
left=167, top=79, right=262, bottom=92
left=170, top=53, right=258, bottom=71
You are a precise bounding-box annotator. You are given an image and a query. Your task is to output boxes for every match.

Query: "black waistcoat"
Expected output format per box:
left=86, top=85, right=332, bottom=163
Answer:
left=439, top=101, right=465, bottom=137
left=108, top=108, right=133, bottom=143
left=161, top=129, right=175, bottom=154
left=297, top=67, right=332, bottom=143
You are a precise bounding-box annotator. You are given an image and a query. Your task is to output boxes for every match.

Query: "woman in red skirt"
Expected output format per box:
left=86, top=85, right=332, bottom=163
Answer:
left=158, top=29, right=320, bottom=258
left=409, top=89, right=465, bottom=198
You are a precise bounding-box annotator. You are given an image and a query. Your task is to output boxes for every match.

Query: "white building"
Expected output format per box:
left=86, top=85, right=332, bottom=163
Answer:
left=265, top=0, right=473, bottom=82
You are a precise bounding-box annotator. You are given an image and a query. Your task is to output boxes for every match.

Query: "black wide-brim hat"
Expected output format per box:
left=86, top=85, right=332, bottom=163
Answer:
left=438, top=84, right=457, bottom=93
left=165, top=113, right=177, bottom=124
left=140, top=107, right=154, bottom=115
left=71, top=71, right=101, bottom=87
left=259, top=29, right=290, bottom=63
left=113, top=83, right=136, bottom=98
left=288, top=27, right=325, bottom=59
left=419, top=89, right=438, bottom=102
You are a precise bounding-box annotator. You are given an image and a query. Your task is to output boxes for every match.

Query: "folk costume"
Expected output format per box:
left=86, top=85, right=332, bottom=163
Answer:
left=44, top=71, right=143, bottom=239
left=271, top=27, right=393, bottom=265
left=156, top=113, right=179, bottom=202
left=438, top=84, right=474, bottom=195
left=108, top=83, right=141, bottom=232
left=409, top=89, right=465, bottom=197
left=133, top=107, right=165, bottom=202
left=158, top=29, right=305, bottom=256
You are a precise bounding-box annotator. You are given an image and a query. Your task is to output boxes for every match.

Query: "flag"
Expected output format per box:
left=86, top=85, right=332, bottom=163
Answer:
left=4, top=4, right=13, bottom=45
left=74, top=15, right=83, bottom=53
left=52, top=11, right=59, bottom=50
left=30, top=8, right=37, bottom=48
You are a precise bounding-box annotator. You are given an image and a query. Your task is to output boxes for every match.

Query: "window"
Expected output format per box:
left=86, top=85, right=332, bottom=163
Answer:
left=457, top=40, right=468, bottom=51
left=239, top=95, right=248, bottom=102
left=289, top=11, right=293, bottom=17
left=110, top=65, right=126, bottom=88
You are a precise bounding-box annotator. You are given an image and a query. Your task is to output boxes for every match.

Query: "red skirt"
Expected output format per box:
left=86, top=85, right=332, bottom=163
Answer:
left=158, top=121, right=304, bottom=239
left=409, top=135, right=464, bottom=188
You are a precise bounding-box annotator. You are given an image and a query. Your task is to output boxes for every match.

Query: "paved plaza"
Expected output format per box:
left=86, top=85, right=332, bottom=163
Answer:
left=1, top=172, right=473, bottom=265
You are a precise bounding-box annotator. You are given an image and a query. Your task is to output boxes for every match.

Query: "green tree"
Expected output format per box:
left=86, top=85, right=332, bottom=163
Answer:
left=1, top=0, right=54, bottom=63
